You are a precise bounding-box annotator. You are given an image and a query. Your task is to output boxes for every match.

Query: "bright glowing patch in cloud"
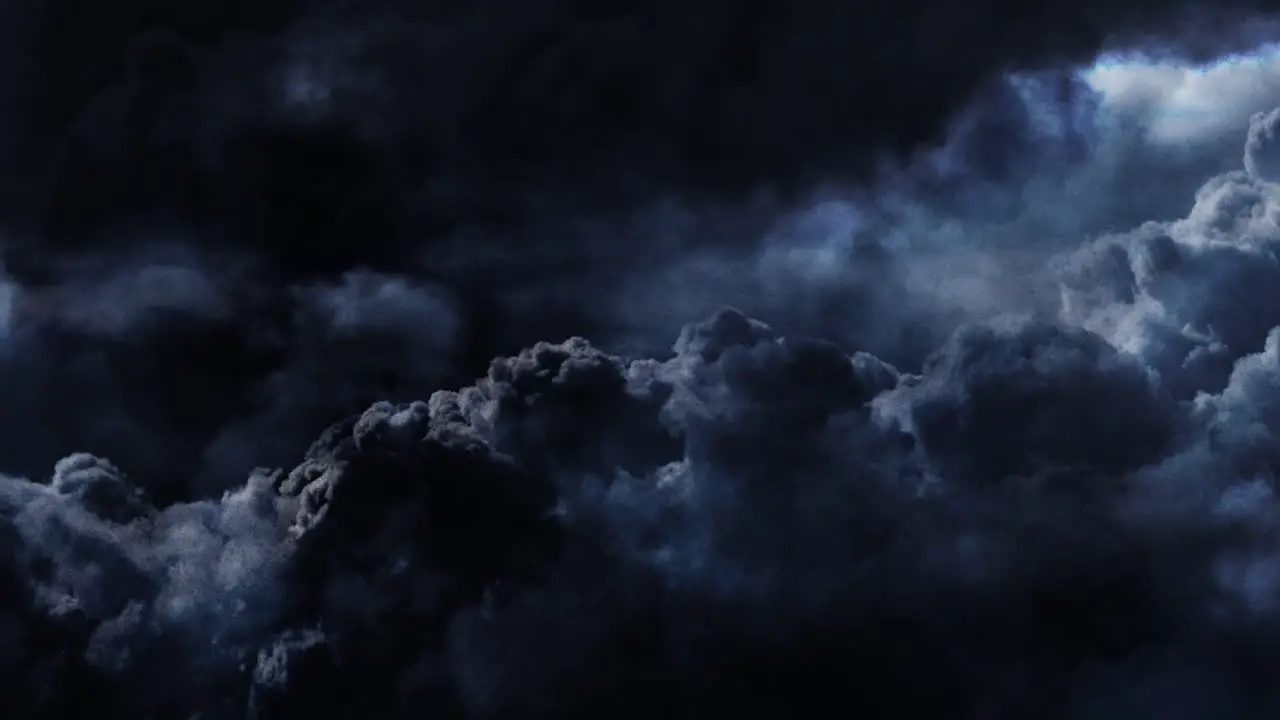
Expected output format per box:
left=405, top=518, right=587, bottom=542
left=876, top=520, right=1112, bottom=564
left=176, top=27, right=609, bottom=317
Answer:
left=1083, top=44, right=1280, bottom=144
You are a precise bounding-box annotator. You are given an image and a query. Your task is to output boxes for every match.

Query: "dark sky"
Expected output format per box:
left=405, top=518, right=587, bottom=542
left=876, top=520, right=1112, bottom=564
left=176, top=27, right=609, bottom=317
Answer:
left=5, top=0, right=1280, bottom=717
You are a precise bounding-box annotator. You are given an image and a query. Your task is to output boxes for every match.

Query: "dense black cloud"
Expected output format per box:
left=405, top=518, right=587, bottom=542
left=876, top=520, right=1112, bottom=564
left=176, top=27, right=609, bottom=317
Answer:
left=0, top=0, right=1276, bottom=499
left=8, top=0, right=1280, bottom=717
left=10, top=0, right=1275, bottom=261
left=13, top=280, right=1280, bottom=716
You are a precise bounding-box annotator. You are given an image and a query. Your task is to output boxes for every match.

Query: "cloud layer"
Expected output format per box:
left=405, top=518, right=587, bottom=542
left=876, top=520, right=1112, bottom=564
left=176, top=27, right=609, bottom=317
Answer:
left=4, top=114, right=1280, bottom=714
left=7, top=0, right=1280, bottom=717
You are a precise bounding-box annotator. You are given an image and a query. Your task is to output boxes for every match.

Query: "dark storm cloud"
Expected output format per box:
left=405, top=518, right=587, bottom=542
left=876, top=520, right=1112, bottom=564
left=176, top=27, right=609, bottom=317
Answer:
left=0, top=0, right=1274, bottom=503
left=7, top=0, right=1280, bottom=717
left=10, top=0, right=1280, bottom=269
left=1059, top=119, right=1280, bottom=398
left=11, top=281, right=1280, bottom=717
left=1246, top=105, right=1280, bottom=181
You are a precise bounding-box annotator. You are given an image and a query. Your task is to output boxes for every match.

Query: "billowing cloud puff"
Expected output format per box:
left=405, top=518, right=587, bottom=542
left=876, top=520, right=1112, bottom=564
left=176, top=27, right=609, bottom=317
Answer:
left=7, top=1, right=1280, bottom=717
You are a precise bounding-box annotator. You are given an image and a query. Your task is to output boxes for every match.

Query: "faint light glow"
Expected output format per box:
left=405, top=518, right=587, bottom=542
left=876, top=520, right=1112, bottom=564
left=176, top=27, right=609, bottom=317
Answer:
left=0, top=276, right=13, bottom=337
left=1006, top=74, right=1073, bottom=139
left=282, top=63, right=334, bottom=110
left=1081, top=44, right=1280, bottom=144
left=758, top=200, right=863, bottom=283
left=0, top=256, right=14, bottom=339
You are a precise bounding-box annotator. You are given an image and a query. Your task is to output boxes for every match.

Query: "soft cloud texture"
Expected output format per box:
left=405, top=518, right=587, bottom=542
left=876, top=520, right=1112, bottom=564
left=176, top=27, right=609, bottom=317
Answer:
left=4, top=0, right=1280, bottom=717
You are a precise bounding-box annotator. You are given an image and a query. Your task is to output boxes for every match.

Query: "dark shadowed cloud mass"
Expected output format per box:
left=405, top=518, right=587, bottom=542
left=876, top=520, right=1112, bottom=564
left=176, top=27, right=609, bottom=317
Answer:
left=8, top=0, right=1280, bottom=717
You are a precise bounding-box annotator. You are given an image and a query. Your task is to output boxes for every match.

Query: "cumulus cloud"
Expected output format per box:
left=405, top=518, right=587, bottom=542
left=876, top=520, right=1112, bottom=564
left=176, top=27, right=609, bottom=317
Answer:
left=18, top=106, right=1280, bottom=708
left=0, top=0, right=1270, bottom=506
left=10, top=0, right=1280, bottom=717
left=1085, top=43, right=1280, bottom=144
left=6, top=261, right=1280, bottom=715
